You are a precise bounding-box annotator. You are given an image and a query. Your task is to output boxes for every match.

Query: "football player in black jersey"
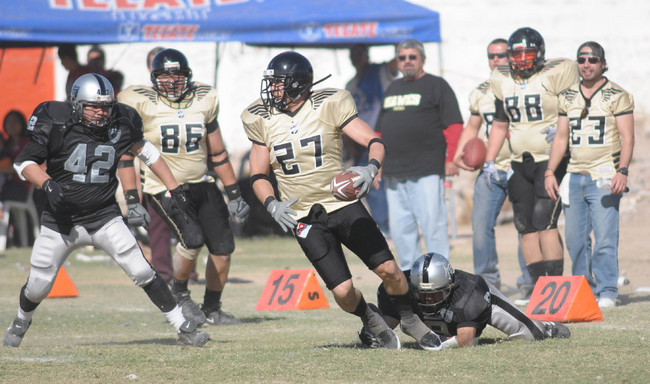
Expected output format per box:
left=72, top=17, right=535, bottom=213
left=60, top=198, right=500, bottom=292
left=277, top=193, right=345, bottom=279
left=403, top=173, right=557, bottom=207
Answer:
left=360, top=253, right=571, bottom=349
left=3, top=74, right=209, bottom=348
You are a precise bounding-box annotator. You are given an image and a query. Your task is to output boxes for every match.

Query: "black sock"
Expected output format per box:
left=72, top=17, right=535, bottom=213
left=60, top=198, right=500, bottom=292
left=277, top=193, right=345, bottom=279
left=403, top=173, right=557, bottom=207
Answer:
left=143, top=274, right=177, bottom=312
left=544, top=259, right=564, bottom=276
left=171, top=278, right=189, bottom=295
left=19, top=284, right=40, bottom=313
left=352, top=294, right=368, bottom=318
left=388, top=291, right=417, bottom=320
left=526, top=261, right=547, bottom=285
left=202, top=289, right=222, bottom=313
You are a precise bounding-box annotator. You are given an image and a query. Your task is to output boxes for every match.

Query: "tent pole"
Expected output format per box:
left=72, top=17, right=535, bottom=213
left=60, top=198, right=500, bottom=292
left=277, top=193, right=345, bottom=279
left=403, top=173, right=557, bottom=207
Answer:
left=34, top=47, right=46, bottom=84
left=214, top=42, right=220, bottom=88
left=438, top=42, right=444, bottom=77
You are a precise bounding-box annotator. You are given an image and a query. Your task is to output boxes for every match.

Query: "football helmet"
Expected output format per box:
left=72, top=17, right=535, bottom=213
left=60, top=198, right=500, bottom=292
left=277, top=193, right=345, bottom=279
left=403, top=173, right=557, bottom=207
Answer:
left=410, top=253, right=455, bottom=313
left=70, top=73, right=115, bottom=130
left=507, top=27, right=545, bottom=79
left=261, top=51, right=314, bottom=111
left=150, top=48, right=193, bottom=101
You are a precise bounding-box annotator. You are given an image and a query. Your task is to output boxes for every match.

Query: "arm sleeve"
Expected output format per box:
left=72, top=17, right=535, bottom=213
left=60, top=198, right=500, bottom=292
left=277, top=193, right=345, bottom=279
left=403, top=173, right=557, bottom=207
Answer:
left=443, top=123, right=463, bottom=162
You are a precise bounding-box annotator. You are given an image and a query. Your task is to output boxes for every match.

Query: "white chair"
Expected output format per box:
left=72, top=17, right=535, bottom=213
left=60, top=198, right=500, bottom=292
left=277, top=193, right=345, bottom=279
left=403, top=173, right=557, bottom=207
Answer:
left=0, top=184, right=40, bottom=251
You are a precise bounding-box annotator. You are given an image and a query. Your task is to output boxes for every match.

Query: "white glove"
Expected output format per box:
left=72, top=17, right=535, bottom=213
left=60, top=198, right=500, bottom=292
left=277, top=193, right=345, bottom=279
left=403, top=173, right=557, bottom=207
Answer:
left=265, top=197, right=298, bottom=232
left=482, top=161, right=498, bottom=192
left=346, top=163, right=379, bottom=199
left=542, top=125, right=557, bottom=144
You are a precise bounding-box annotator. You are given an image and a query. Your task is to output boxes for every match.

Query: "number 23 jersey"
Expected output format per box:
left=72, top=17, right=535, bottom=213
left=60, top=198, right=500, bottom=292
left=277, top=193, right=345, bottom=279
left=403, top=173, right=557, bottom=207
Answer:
left=490, top=59, right=579, bottom=162
left=241, top=88, right=357, bottom=219
left=118, top=83, right=218, bottom=195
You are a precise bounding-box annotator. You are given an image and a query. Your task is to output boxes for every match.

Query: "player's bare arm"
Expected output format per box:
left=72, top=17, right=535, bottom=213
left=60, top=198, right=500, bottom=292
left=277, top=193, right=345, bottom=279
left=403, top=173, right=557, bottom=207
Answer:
left=17, top=162, right=50, bottom=188
left=249, top=142, right=275, bottom=203
left=341, top=117, right=385, bottom=164
left=544, top=116, right=570, bottom=201
left=206, top=127, right=238, bottom=187
left=454, top=115, right=482, bottom=170
left=128, top=139, right=180, bottom=191
left=455, top=326, right=478, bottom=347
left=485, top=119, right=508, bottom=162
left=612, top=113, right=634, bottom=195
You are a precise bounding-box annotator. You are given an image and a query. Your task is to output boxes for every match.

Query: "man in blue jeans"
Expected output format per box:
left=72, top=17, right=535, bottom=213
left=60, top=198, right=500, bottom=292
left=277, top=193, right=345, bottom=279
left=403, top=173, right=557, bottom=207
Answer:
left=454, top=38, right=533, bottom=298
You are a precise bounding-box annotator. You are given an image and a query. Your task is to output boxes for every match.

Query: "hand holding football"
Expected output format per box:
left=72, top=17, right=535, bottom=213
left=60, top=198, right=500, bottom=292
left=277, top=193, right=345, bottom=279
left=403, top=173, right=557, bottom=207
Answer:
left=461, top=138, right=487, bottom=170
left=330, top=171, right=361, bottom=201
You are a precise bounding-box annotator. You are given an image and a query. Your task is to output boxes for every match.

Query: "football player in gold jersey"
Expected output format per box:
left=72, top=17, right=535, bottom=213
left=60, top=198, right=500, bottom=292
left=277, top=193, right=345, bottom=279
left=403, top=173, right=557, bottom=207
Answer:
left=485, top=27, right=579, bottom=304
left=242, top=51, right=440, bottom=350
left=454, top=38, right=532, bottom=296
left=545, top=42, right=634, bottom=308
left=119, top=49, right=249, bottom=326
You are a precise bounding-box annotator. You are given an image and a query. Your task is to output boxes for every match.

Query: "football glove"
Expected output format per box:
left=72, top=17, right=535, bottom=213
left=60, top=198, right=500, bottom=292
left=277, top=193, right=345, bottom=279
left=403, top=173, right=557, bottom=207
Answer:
left=43, top=179, right=64, bottom=211
left=169, top=186, right=190, bottom=213
left=482, top=161, right=498, bottom=192
left=127, top=203, right=150, bottom=228
left=265, top=197, right=298, bottom=233
left=224, top=183, right=250, bottom=224
left=542, top=125, right=557, bottom=144
left=346, top=163, right=379, bottom=199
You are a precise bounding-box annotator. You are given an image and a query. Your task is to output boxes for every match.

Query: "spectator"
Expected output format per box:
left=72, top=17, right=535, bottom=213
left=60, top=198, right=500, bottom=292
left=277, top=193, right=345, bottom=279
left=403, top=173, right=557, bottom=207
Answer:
left=57, top=44, right=92, bottom=100
left=345, top=44, right=397, bottom=237
left=359, top=253, right=570, bottom=349
left=2, top=110, right=30, bottom=202
left=242, top=51, right=440, bottom=350
left=453, top=38, right=533, bottom=294
left=545, top=42, right=634, bottom=308
left=87, top=45, right=124, bottom=96
left=376, top=39, right=463, bottom=273
left=485, top=27, right=579, bottom=305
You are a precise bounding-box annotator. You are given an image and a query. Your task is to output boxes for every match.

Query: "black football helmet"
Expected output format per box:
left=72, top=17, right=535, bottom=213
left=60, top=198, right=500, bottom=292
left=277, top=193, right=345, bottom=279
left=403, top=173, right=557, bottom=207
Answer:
left=261, top=51, right=314, bottom=111
left=70, top=73, right=115, bottom=131
left=150, top=48, right=193, bottom=101
left=507, top=27, right=545, bottom=79
left=410, top=253, right=455, bottom=313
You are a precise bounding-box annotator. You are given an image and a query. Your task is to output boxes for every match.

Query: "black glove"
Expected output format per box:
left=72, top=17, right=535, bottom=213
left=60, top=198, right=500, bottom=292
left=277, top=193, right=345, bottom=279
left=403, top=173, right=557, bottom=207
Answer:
left=169, top=186, right=190, bottom=213
left=43, top=179, right=64, bottom=211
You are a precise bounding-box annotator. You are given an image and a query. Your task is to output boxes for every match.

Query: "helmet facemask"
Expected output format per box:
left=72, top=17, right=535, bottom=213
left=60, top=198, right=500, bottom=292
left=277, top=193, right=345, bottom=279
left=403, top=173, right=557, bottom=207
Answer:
left=261, top=70, right=312, bottom=112
left=152, top=69, right=192, bottom=101
left=70, top=73, right=115, bottom=132
left=508, top=48, right=543, bottom=78
left=410, top=253, right=455, bottom=313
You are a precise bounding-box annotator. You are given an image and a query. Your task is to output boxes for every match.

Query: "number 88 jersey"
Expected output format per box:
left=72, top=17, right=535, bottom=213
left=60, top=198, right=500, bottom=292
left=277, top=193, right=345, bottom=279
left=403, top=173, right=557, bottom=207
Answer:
left=118, top=82, right=219, bottom=195
left=490, top=58, right=579, bottom=162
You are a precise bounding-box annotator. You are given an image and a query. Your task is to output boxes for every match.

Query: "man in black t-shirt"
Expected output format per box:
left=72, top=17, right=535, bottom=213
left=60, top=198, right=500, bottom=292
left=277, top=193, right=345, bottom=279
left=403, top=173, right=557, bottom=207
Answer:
left=359, top=253, right=571, bottom=349
left=3, top=74, right=208, bottom=348
left=376, top=39, right=463, bottom=274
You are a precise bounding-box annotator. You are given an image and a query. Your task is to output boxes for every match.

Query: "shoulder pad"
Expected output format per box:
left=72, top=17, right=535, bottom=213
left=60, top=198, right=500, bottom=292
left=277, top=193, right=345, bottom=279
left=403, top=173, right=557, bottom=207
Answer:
left=540, top=58, right=570, bottom=74
left=124, top=85, right=158, bottom=104
left=495, top=64, right=510, bottom=77
left=560, top=88, right=580, bottom=103
left=193, top=83, right=215, bottom=102
left=245, top=102, right=271, bottom=120
left=476, top=80, right=491, bottom=94
left=310, top=89, right=339, bottom=110
left=27, top=101, right=71, bottom=138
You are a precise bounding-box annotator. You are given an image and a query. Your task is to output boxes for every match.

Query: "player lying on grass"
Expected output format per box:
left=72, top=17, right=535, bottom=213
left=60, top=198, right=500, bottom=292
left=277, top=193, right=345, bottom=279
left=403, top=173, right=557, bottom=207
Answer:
left=359, top=253, right=570, bottom=349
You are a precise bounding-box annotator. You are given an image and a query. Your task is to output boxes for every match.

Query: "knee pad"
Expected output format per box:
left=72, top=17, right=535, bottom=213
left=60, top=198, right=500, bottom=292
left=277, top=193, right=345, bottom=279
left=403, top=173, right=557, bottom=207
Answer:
left=117, top=242, right=156, bottom=286
left=24, top=275, right=55, bottom=303
left=176, top=243, right=201, bottom=261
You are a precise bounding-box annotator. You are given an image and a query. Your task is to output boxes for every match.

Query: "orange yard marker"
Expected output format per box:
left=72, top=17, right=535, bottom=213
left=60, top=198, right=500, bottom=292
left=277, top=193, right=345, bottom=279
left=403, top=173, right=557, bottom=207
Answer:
left=525, top=276, right=603, bottom=322
left=256, top=269, right=329, bottom=311
left=46, top=266, right=79, bottom=298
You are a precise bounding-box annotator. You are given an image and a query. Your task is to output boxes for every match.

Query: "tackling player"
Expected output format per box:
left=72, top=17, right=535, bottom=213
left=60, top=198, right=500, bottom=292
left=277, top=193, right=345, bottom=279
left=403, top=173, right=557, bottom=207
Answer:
left=359, top=253, right=571, bottom=349
left=3, top=74, right=209, bottom=347
left=119, top=49, right=249, bottom=327
left=484, top=27, right=580, bottom=305
left=242, top=51, right=440, bottom=350
left=545, top=42, right=634, bottom=308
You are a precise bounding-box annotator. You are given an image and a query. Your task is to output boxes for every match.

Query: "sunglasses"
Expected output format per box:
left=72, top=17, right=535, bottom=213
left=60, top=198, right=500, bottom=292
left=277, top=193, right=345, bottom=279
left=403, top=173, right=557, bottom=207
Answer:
left=398, top=54, right=419, bottom=62
left=580, top=99, right=591, bottom=119
left=577, top=56, right=600, bottom=64
left=487, top=52, right=507, bottom=59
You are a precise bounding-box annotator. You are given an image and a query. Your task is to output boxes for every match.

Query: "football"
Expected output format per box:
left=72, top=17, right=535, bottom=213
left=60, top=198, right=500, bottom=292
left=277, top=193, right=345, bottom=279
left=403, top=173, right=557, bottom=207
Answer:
left=330, top=171, right=361, bottom=201
left=461, top=137, right=487, bottom=169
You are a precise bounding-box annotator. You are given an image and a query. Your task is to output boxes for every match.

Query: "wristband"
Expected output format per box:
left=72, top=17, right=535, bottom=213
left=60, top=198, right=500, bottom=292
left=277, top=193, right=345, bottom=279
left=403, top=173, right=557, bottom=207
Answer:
left=224, top=183, right=242, bottom=200
left=368, top=158, right=381, bottom=169
left=264, top=196, right=276, bottom=209
left=544, top=169, right=555, bottom=178
left=124, top=189, right=140, bottom=205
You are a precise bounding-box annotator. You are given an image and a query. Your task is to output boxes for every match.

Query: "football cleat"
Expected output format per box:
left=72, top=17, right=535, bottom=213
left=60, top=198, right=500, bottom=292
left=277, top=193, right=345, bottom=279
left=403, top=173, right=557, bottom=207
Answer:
left=542, top=321, right=571, bottom=339
left=203, top=308, right=242, bottom=326
left=363, top=304, right=401, bottom=350
left=358, top=326, right=381, bottom=349
left=177, top=320, right=210, bottom=347
left=172, top=290, right=207, bottom=326
left=3, top=317, right=31, bottom=347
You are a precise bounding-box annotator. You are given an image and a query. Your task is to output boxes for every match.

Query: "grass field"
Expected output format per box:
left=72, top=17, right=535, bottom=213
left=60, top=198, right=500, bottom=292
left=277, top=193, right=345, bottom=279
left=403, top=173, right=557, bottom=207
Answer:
left=1, top=232, right=649, bottom=384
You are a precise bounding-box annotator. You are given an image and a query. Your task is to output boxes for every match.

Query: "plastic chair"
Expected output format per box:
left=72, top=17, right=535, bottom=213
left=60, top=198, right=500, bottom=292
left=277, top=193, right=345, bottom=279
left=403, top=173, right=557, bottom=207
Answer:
left=0, top=184, right=40, bottom=250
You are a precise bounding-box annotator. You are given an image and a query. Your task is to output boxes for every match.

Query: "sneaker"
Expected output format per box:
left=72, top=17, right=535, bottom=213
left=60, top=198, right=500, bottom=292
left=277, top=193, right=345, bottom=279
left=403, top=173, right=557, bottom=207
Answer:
left=3, top=317, right=31, bottom=347
left=203, top=308, right=242, bottom=326
left=597, top=297, right=617, bottom=308
left=363, top=306, right=401, bottom=350
left=177, top=320, right=210, bottom=347
left=173, top=290, right=207, bottom=325
left=400, top=322, right=442, bottom=351
left=542, top=321, right=571, bottom=339
left=358, top=326, right=380, bottom=349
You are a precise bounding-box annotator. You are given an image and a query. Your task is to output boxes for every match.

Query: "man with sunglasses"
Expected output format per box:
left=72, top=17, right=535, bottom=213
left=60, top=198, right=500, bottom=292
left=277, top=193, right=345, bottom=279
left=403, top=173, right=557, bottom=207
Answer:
left=544, top=42, right=634, bottom=308
left=454, top=38, right=533, bottom=298
left=485, top=27, right=579, bottom=305
left=376, top=39, right=463, bottom=275
left=359, top=252, right=570, bottom=349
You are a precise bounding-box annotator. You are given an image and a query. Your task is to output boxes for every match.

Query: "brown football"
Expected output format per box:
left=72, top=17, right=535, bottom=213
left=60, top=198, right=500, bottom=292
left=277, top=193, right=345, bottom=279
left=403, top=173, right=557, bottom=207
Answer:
left=462, top=137, right=487, bottom=169
left=330, top=171, right=361, bottom=201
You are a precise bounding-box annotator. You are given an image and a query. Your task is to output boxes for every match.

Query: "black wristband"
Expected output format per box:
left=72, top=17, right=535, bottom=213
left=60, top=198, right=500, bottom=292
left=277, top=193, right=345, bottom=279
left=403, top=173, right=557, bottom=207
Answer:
left=224, top=183, right=242, bottom=200
left=368, top=158, right=381, bottom=169
left=263, top=196, right=276, bottom=209
left=117, top=159, right=135, bottom=168
left=250, top=173, right=270, bottom=186
left=368, top=138, right=385, bottom=150
left=124, top=189, right=140, bottom=205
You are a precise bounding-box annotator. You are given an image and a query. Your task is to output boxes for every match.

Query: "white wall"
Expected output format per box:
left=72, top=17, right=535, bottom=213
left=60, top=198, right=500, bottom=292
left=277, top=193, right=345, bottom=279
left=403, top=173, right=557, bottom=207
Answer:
left=57, top=0, right=650, bottom=164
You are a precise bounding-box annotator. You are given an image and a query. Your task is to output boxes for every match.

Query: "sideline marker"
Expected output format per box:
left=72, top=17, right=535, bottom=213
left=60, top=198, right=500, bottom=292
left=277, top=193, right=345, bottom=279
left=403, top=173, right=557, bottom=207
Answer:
left=256, top=269, right=329, bottom=311
left=525, top=275, right=603, bottom=322
left=47, top=266, right=79, bottom=298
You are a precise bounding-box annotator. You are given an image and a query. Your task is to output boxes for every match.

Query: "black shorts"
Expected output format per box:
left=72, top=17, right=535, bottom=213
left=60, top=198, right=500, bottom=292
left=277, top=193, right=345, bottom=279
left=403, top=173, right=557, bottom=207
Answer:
left=294, top=201, right=393, bottom=290
left=148, top=182, right=235, bottom=255
left=507, top=154, right=567, bottom=234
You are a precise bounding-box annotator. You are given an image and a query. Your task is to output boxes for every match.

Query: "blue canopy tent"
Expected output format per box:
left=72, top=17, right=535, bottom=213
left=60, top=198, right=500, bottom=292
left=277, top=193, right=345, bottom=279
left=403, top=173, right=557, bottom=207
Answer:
left=0, top=0, right=440, bottom=46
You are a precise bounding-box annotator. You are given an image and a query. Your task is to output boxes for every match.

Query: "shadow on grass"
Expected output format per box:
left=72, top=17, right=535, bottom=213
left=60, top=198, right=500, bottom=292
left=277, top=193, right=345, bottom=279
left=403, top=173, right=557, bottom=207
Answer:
left=619, top=293, right=650, bottom=305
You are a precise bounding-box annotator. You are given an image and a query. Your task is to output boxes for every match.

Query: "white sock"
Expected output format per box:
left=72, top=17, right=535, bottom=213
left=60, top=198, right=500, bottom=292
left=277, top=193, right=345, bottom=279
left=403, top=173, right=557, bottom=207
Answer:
left=17, top=308, right=34, bottom=322
left=163, top=306, right=186, bottom=331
